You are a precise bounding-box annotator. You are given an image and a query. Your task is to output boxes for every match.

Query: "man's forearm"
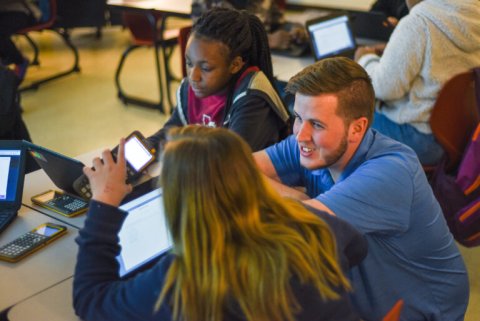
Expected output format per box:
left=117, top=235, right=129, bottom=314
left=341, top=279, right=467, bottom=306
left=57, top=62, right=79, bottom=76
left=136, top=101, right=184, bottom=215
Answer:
left=263, top=175, right=309, bottom=200
left=263, top=175, right=336, bottom=216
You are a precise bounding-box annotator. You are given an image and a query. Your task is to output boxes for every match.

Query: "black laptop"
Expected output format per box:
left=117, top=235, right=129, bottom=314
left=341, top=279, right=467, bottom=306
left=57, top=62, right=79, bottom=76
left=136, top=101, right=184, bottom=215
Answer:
left=0, top=140, right=27, bottom=233
left=349, top=10, right=394, bottom=43
left=306, top=13, right=357, bottom=61
left=23, top=141, right=85, bottom=196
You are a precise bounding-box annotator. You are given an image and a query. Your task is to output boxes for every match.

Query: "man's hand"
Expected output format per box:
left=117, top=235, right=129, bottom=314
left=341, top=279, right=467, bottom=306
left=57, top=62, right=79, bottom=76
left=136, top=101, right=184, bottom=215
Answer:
left=354, top=44, right=386, bottom=61
left=83, top=138, right=132, bottom=207
left=383, top=16, right=399, bottom=28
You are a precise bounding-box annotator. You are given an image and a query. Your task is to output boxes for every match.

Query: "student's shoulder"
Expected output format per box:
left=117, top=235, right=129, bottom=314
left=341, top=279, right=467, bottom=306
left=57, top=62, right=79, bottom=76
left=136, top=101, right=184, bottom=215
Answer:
left=363, top=130, right=421, bottom=178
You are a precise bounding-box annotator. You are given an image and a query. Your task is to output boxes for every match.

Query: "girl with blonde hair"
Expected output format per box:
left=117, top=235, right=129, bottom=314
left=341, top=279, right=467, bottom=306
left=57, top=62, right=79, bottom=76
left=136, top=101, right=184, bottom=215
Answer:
left=74, top=125, right=367, bottom=321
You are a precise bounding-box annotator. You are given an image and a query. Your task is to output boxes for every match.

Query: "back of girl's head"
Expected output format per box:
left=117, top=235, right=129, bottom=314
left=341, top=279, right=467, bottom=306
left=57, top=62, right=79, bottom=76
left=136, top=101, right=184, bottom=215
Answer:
left=161, top=125, right=264, bottom=242
left=158, top=125, right=350, bottom=321
left=192, top=7, right=274, bottom=81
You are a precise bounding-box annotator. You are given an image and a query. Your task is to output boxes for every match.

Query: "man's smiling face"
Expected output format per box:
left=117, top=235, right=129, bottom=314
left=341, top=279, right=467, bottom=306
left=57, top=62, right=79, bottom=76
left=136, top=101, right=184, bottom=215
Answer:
left=293, top=93, right=350, bottom=171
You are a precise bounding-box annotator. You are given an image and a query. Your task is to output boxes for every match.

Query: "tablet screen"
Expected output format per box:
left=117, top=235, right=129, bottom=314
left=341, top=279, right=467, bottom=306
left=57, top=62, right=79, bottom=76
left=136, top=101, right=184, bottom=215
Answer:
left=117, top=188, right=172, bottom=277
left=307, top=15, right=356, bottom=60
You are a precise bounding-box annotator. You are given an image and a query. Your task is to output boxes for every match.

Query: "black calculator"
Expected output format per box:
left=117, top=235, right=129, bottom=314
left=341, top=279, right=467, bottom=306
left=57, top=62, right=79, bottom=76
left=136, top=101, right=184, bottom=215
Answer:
left=0, top=223, right=67, bottom=262
left=31, top=190, right=88, bottom=217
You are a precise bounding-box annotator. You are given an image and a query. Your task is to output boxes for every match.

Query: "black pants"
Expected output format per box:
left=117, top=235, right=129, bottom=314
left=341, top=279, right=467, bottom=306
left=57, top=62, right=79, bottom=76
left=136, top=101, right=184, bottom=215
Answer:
left=0, top=11, right=34, bottom=65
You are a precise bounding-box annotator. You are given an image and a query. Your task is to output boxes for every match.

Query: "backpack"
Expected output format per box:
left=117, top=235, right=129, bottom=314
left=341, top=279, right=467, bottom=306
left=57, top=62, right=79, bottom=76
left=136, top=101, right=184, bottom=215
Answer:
left=429, top=68, right=480, bottom=247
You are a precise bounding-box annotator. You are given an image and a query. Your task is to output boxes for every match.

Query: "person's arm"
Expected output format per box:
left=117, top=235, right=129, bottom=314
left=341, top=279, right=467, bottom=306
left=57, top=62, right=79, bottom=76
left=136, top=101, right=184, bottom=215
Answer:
left=254, top=149, right=335, bottom=214
left=73, top=201, right=174, bottom=321
left=73, top=140, right=173, bottom=321
left=356, top=15, right=426, bottom=102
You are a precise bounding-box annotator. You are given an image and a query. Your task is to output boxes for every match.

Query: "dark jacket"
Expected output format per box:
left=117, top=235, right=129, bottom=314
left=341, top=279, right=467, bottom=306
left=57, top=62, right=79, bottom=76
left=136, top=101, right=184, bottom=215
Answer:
left=147, top=70, right=291, bottom=152
left=73, top=200, right=367, bottom=321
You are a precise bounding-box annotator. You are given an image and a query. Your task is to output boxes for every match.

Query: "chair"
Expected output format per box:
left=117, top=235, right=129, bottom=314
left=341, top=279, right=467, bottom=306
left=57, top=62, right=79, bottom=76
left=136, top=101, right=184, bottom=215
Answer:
left=114, top=11, right=179, bottom=113
left=429, top=69, right=480, bottom=173
left=382, top=299, right=404, bottom=321
left=16, top=0, right=80, bottom=91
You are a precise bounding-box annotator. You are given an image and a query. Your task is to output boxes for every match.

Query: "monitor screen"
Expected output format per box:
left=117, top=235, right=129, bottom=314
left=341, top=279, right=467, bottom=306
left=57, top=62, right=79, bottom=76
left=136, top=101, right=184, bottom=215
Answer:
left=117, top=188, right=172, bottom=277
left=0, top=148, right=23, bottom=203
left=307, top=15, right=356, bottom=60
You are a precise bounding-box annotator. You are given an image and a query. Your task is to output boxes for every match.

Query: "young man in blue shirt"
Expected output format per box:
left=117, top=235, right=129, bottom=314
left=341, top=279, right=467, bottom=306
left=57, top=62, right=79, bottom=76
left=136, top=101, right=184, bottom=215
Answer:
left=254, top=57, right=469, bottom=321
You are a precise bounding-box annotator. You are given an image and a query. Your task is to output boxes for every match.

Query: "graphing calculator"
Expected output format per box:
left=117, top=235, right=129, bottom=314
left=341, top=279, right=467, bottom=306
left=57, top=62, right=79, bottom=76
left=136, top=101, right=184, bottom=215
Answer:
left=73, top=130, right=156, bottom=199
left=0, top=223, right=67, bottom=263
left=31, top=190, right=89, bottom=217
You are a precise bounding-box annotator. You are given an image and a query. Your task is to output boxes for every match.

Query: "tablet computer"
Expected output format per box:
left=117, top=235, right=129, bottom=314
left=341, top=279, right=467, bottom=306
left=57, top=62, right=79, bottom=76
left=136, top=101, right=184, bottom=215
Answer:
left=117, top=188, right=172, bottom=278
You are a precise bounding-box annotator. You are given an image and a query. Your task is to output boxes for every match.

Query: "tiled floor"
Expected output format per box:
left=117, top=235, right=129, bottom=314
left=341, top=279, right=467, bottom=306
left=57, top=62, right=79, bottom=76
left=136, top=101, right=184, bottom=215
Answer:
left=16, top=24, right=479, bottom=321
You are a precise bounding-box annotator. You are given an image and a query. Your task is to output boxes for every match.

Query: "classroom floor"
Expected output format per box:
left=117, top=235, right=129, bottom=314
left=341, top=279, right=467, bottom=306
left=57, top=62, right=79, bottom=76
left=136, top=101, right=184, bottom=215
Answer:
left=15, top=25, right=479, bottom=320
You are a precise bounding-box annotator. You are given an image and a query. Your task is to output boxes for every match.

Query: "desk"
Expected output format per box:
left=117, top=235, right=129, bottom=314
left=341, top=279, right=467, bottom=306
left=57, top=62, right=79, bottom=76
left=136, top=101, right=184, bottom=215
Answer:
left=107, top=0, right=192, bottom=113
left=21, top=149, right=103, bottom=229
left=272, top=54, right=314, bottom=83
left=7, top=278, right=79, bottom=321
left=0, top=206, right=79, bottom=312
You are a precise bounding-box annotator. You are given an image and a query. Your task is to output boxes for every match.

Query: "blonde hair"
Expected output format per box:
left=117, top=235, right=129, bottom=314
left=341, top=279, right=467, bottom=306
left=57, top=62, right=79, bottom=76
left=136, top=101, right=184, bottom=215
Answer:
left=156, top=125, right=350, bottom=321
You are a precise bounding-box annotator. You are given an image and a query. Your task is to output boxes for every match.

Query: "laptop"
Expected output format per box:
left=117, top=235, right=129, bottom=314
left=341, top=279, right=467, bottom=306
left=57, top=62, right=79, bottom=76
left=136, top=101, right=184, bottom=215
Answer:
left=0, top=140, right=27, bottom=233
left=306, top=13, right=357, bottom=61
left=23, top=141, right=85, bottom=196
left=117, top=187, right=172, bottom=278
left=349, top=10, right=394, bottom=43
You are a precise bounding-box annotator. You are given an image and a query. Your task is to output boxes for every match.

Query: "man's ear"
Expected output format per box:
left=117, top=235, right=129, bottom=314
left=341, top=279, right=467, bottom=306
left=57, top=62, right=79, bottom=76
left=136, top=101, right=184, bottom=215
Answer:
left=348, top=117, right=368, bottom=143
left=229, top=56, right=245, bottom=74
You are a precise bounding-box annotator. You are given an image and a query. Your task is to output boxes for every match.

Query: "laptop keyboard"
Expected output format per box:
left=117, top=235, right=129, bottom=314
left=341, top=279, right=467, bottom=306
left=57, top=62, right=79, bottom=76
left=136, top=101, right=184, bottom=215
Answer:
left=0, top=211, right=17, bottom=234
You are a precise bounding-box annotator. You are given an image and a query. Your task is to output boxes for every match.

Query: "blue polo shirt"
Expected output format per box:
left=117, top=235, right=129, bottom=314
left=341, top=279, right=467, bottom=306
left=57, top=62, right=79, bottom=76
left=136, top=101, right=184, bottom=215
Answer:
left=266, top=129, right=469, bottom=321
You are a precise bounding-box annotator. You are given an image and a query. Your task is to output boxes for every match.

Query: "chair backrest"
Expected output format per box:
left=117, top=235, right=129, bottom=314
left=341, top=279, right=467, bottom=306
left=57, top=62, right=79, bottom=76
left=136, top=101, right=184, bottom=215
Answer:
left=178, top=25, right=192, bottom=77
left=123, top=12, right=157, bottom=45
left=17, top=0, right=57, bottom=33
left=430, top=69, right=480, bottom=172
left=382, top=300, right=404, bottom=321
left=122, top=12, right=179, bottom=46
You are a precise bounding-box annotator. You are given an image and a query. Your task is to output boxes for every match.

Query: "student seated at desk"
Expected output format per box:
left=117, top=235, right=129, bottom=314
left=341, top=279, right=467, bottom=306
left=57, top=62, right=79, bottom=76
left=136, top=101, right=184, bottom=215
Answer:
left=73, top=126, right=367, bottom=321
left=147, top=8, right=290, bottom=153
left=253, top=57, right=469, bottom=321
left=355, top=0, right=480, bottom=165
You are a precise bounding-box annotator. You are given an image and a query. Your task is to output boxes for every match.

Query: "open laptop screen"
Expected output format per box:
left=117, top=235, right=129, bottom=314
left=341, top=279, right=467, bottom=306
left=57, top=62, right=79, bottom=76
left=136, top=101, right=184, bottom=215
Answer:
left=307, top=14, right=356, bottom=61
left=0, top=141, right=26, bottom=206
left=117, top=188, right=172, bottom=277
